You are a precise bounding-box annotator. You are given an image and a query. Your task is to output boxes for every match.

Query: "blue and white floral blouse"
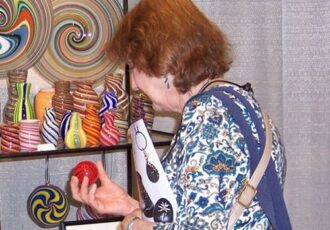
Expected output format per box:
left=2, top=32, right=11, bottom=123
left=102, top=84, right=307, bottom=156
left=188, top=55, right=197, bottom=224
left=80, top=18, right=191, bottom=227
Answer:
left=153, top=84, right=287, bottom=230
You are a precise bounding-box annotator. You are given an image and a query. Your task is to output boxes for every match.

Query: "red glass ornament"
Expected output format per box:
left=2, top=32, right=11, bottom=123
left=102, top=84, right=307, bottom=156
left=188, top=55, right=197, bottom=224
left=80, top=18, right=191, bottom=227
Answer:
left=73, top=161, right=98, bottom=185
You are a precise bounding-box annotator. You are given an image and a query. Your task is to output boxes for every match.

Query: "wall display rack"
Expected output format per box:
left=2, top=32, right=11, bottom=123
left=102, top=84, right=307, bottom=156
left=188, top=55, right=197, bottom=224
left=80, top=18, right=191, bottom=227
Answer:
left=0, top=129, right=172, bottom=229
left=0, top=130, right=172, bottom=193
left=0, top=0, right=174, bottom=228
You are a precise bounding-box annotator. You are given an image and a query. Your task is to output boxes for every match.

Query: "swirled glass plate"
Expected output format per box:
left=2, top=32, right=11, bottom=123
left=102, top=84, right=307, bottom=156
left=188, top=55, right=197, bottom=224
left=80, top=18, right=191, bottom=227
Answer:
left=34, top=0, right=123, bottom=86
left=0, top=0, right=53, bottom=77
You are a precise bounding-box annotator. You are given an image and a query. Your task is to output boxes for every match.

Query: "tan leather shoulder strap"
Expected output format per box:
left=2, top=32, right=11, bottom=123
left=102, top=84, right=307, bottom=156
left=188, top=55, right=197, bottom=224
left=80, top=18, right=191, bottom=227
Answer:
left=227, top=112, right=273, bottom=229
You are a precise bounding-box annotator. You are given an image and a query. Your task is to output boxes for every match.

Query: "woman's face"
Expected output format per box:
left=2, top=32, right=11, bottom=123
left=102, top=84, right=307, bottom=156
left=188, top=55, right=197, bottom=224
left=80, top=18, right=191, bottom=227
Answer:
left=130, top=68, right=182, bottom=113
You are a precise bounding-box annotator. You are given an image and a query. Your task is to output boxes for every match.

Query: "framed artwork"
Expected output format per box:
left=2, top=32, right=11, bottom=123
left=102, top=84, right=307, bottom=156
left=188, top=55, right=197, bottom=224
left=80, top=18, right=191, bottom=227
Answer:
left=60, top=217, right=123, bottom=230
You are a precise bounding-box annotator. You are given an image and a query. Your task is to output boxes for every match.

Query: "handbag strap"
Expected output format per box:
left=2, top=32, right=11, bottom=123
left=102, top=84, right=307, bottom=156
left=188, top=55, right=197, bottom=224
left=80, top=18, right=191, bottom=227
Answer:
left=200, top=82, right=291, bottom=230
left=227, top=111, right=272, bottom=229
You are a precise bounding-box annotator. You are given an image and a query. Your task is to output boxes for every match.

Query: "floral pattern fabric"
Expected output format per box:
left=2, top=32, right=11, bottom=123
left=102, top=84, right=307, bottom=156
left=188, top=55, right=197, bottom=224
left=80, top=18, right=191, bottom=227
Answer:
left=153, top=84, right=286, bottom=230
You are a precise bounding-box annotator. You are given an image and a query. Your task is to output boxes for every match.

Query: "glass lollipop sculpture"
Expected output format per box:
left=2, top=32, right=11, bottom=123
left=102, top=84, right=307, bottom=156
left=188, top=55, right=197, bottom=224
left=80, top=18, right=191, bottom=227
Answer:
left=27, top=184, right=69, bottom=228
left=27, top=157, right=69, bottom=228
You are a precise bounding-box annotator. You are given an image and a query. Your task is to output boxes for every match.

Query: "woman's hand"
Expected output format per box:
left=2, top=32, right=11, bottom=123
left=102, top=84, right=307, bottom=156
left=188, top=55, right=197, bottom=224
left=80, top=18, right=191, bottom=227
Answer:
left=121, top=209, right=154, bottom=230
left=70, top=161, right=139, bottom=216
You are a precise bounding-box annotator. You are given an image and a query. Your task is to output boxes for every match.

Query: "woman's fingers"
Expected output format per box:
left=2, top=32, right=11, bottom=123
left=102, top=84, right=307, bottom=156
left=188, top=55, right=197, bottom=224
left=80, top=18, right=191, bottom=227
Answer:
left=70, top=176, right=82, bottom=202
left=96, top=161, right=124, bottom=191
left=95, top=161, right=111, bottom=186
left=88, top=183, right=108, bottom=214
left=79, top=176, right=90, bottom=203
left=87, top=183, right=98, bottom=206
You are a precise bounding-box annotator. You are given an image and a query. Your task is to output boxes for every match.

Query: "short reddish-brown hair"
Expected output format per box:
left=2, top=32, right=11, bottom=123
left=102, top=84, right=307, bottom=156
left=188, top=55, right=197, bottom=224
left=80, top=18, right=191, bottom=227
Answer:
left=109, top=0, right=232, bottom=93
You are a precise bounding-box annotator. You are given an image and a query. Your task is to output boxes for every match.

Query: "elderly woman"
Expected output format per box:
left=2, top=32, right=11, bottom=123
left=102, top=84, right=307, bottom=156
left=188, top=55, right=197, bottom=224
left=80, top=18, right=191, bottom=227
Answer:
left=70, top=0, right=291, bottom=229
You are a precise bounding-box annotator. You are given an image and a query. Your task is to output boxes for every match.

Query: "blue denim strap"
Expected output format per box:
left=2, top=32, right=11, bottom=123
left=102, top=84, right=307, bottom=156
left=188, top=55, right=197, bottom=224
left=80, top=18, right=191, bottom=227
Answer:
left=204, top=86, right=291, bottom=229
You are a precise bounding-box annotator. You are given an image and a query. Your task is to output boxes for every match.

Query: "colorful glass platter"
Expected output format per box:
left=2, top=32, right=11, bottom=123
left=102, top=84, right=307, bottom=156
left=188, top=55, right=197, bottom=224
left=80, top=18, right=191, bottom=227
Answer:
left=0, top=0, right=53, bottom=77
left=34, top=0, right=123, bottom=86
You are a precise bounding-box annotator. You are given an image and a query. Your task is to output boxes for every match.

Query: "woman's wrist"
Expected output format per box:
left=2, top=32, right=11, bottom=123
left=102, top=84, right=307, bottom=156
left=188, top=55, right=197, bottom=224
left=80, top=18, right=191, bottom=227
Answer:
left=127, top=196, right=140, bottom=214
left=127, top=216, right=140, bottom=230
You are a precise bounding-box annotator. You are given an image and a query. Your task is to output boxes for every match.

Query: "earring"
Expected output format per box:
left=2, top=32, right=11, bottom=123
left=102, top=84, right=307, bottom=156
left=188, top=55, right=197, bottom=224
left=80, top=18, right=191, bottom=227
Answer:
left=164, top=73, right=170, bottom=89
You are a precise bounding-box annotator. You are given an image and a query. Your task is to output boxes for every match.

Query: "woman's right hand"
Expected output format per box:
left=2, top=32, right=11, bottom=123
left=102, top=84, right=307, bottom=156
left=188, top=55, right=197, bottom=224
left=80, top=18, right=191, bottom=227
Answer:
left=70, top=161, right=139, bottom=216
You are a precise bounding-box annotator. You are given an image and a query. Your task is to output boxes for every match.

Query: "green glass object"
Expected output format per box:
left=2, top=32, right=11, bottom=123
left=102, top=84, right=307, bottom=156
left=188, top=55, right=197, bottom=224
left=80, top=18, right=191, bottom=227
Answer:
left=13, top=82, right=35, bottom=123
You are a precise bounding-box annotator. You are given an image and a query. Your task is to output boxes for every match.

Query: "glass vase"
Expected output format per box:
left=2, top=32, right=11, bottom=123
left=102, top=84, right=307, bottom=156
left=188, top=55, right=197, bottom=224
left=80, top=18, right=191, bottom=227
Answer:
left=19, top=119, right=41, bottom=152
left=82, top=105, right=101, bottom=147
left=103, top=73, right=129, bottom=141
left=0, top=123, right=20, bottom=153
left=100, top=111, right=120, bottom=146
left=103, top=73, right=129, bottom=121
left=52, top=81, right=73, bottom=124
left=72, top=81, right=100, bottom=119
left=3, top=70, right=28, bottom=123
left=13, top=82, right=35, bottom=123
left=34, top=88, right=55, bottom=127
left=41, top=108, right=59, bottom=147
left=64, top=112, right=87, bottom=149
left=131, top=90, right=154, bottom=133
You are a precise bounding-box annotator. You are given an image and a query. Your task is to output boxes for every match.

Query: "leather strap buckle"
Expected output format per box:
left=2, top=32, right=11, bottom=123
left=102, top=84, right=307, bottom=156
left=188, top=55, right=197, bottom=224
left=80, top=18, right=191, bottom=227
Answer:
left=237, top=181, right=257, bottom=208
